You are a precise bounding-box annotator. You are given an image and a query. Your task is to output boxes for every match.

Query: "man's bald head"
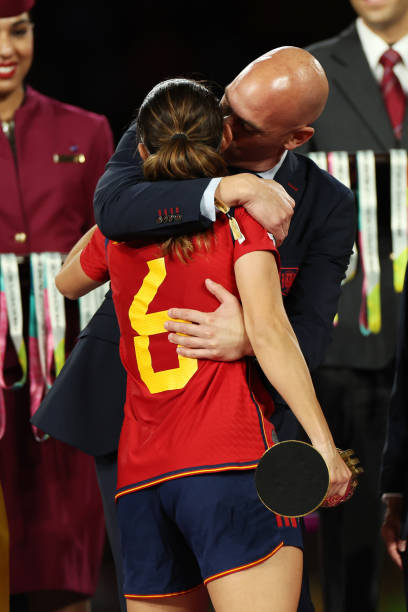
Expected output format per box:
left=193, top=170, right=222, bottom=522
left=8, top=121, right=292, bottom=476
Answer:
left=231, top=47, right=328, bottom=128
left=222, top=46, right=329, bottom=170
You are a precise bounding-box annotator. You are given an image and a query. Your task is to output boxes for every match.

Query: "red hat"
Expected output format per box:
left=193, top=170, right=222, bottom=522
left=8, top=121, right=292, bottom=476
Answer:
left=0, top=0, right=35, bottom=18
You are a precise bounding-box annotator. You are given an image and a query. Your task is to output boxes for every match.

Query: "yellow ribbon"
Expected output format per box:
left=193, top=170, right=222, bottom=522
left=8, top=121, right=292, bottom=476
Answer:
left=215, top=198, right=246, bottom=243
left=393, top=248, right=408, bottom=293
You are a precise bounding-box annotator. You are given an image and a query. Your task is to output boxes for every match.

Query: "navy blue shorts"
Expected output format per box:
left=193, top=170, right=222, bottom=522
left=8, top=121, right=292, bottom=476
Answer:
left=116, top=470, right=303, bottom=599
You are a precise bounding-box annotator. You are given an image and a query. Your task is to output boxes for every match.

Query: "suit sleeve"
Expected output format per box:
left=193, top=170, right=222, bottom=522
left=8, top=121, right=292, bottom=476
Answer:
left=82, top=115, right=114, bottom=231
left=380, top=266, right=408, bottom=494
left=93, top=123, right=213, bottom=241
left=285, top=188, right=356, bottom=371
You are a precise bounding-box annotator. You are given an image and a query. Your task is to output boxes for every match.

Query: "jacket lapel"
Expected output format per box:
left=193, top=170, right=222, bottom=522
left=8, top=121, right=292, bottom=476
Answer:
left=274, top=151, right=306, bottom=206
left=228, top=152, right=305, bottom=206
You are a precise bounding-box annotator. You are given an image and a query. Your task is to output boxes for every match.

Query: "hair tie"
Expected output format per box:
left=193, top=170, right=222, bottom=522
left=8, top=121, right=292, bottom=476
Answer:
left=171, top=132, right=188, bottom=141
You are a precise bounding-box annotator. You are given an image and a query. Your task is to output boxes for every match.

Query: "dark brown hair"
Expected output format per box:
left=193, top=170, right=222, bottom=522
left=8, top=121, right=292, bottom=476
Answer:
left=136, top=78, right=227, bottom=261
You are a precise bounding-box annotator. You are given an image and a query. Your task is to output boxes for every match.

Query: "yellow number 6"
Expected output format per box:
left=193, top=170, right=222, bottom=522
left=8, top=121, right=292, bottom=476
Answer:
left=128, top=257, right=198, bottom=394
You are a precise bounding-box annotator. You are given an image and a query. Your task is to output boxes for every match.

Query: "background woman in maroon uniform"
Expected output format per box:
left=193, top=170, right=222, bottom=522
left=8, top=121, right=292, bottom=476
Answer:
left=0, top=1, right=114, bottom=610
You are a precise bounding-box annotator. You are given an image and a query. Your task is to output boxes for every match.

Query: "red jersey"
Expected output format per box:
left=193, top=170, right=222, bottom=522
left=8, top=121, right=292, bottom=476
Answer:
left=81, top=209, right=279, bottom=500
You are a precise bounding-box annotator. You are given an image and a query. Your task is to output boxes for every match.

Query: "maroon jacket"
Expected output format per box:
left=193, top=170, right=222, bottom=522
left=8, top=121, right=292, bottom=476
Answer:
left=0, top=86, right=113, bottom=255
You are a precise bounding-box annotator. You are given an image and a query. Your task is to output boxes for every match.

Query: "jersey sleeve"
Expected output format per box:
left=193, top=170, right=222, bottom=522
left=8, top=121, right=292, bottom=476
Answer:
left=80, top=227, right=110, bottom=282
left=232, top=208, right=280, bottom=269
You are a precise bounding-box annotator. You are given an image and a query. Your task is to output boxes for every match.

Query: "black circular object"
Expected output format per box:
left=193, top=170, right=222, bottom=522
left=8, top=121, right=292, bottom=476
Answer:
left=255, top=440, right=330, bottom=517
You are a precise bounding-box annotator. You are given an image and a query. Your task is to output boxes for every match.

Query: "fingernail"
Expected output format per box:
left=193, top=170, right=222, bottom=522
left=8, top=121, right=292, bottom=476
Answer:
left=164, top=321, right=169, bottom=329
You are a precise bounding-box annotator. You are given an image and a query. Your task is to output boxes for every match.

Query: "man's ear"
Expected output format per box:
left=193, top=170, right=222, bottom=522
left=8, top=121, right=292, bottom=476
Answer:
left=220, top=122, right=233, bottom=153
left=137, top=142, right=150, bottom=160
left=284, top=126, right=315, bottom=150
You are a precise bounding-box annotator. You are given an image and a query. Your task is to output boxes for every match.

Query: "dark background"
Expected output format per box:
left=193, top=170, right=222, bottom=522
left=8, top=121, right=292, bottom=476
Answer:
left=28, top=0, right=356, bottom=143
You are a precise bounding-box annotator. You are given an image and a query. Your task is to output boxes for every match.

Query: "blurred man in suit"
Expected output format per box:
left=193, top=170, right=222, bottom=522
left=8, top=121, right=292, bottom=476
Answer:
left=300, top=1, right=408, bottom=610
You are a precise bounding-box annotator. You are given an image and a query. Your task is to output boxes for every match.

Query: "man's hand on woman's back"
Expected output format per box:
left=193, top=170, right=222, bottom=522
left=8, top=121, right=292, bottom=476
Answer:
left=165, top=279, right=251, bottom=362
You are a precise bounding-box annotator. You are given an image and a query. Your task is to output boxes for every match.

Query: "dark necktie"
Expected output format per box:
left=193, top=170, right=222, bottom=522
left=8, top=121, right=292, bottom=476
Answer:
left=379, top=48, right=406, bottom=140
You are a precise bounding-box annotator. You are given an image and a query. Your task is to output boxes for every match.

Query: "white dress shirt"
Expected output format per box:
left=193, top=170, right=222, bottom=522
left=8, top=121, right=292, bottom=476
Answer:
left=200, top=150, right=288, bottom=220
left=356, top=16, right=408, bottom=94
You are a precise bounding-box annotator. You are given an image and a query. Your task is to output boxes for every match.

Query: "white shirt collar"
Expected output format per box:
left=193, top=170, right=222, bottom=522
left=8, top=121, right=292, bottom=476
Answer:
left=257, top=149, right=288, bottom=180
left=356, top=16, right=408, bottom=72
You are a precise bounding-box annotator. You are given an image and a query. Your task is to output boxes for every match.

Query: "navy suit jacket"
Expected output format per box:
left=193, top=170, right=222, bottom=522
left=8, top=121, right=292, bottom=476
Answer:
left=33, top=124, right=355, bottom=456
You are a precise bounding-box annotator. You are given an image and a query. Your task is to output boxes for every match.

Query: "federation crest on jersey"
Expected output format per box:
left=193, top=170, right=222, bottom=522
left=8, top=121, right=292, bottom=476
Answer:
left=280, top=267, right=299, bottom=296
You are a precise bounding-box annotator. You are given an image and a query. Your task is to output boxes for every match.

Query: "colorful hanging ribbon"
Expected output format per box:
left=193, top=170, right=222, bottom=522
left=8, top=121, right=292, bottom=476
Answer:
left=390, top=149, right=408, bottom=293
left=44, top=253, right=66, bottom=378
left=357, top=151, right=381, bottom=335
left=327, top=152, right=358, bottom=326
left=29, top=253, right=66, bottom=440
left=78, top=281, right=110, bottom=331
left=0, top=255, right=28, bottom=440
left=0, top=249, right=108, bottom=442
left=29, top=255, right=48, bottom=441
left=327, top=152, right=358, bottom=284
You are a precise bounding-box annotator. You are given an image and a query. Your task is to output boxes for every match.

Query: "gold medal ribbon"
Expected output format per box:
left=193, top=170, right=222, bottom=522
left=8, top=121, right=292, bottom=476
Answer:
left=357, top=151, right=381, bottom=335
left=215, top=198, right=246, bottom=243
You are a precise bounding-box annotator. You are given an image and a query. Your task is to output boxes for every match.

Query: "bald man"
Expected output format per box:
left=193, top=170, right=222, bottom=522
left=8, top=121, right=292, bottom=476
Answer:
left=34, top=47, right=355, bottom=611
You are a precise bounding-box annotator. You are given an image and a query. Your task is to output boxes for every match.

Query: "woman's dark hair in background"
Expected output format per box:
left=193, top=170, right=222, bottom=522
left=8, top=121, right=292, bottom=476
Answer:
left=136, top=78, right=228, bottom=262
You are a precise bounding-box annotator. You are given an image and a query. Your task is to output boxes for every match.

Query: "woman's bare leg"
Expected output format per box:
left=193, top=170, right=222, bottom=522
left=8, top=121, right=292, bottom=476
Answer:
left=125, top=585, right=209, bottom=612
left=206, top=546, right=302, bottom=612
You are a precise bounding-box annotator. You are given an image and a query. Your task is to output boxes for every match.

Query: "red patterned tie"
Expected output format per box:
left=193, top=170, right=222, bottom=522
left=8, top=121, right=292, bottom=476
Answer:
left=379, top=48, right=406, bottom=140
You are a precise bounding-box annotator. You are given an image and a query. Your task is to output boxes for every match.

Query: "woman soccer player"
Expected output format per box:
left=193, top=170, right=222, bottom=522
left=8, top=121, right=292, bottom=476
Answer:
left=56, top=78, right=350, bottom=612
